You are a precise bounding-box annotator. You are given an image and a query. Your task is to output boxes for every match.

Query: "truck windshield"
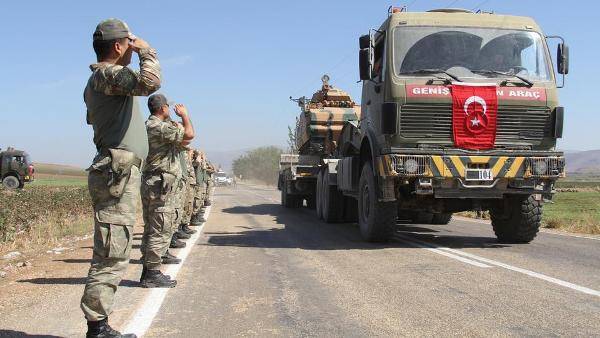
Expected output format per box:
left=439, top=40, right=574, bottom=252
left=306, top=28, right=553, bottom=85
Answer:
left=216, top=173, right=227, bottom=178
left=393, top=27, right=552, bottom=82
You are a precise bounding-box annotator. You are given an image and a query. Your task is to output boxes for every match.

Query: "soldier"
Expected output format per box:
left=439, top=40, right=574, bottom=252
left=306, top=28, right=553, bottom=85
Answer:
left=177, top=149, right=198, bottom=236
left=81, top=19, right=159, bottom=338
left=139, top=94, right=194, bottom=288
left=190, top=150, right=206, bottom=225
left=205, top=161, right=216, bottom=206
left=170, top=147, right=189, bottom=248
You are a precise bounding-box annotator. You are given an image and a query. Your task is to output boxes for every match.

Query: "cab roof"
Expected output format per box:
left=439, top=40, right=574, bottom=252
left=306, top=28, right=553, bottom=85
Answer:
left=387, top=9, right=542, bottom=33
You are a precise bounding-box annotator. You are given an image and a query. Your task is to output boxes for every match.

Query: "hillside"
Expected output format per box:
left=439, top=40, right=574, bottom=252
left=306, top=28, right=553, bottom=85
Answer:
left=564, top=150, right=600, bottom=174
left=33, top=162, right=86, bottom=177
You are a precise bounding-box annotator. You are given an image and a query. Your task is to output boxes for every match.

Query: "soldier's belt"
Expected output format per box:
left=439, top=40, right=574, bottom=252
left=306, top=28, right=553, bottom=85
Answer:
left=377, top=154, right=565, bottom=179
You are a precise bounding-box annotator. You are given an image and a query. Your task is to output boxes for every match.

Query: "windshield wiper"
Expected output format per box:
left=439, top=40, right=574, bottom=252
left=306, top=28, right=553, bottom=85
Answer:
left=471, top=69, right=533, bottom=87
left=399, top=69, right=462, bottom=82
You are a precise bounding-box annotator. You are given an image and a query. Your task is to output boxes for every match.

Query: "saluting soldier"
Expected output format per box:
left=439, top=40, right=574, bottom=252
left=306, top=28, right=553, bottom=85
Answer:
left=190, top=150, right=206, bottom=225
left=139, top=94, right=194, bottom=288
left=81, top=18, right=160, bottom=338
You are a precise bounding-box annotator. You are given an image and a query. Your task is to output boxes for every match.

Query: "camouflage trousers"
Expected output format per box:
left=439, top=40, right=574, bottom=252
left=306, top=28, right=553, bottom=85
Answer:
left=140, top=172, right=178, bottom=270
left=181, top=182, right=196, bottom=225
left=205, top=179, right=214, bottom=204
left=81, top=161, right=140, bottom=322
left=173, top=178, right=186, bottom=226
left=193, top=183, right=206, bottom=215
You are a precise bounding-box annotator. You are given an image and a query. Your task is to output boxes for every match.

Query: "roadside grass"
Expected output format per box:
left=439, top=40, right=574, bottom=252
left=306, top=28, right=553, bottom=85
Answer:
left=30, top=174, right=87, bottom=187
left=543, top=192, right=600, bottom=235
left=0, top=185, right=93, bottom=256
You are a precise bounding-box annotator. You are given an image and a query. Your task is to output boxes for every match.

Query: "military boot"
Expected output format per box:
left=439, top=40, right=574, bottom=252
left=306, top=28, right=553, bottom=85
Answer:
left=140, top=266, right=171, bottom=282
left=140, top=269, right=177, bottom=288
left=181, top=224, right=197, bottom=235
left=170, top=235, right=186, bottom=248
left=161, top=251, right=181, bottom=264
left=189, top=214, right=202, bottom=226
left=86, top=318, right=136, bottom=338
left=204, top=200, right=212, bottom=206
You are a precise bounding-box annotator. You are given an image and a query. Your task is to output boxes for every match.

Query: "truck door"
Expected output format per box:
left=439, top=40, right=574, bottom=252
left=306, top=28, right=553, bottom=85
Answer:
left=361, top=34, right=386, bottom=136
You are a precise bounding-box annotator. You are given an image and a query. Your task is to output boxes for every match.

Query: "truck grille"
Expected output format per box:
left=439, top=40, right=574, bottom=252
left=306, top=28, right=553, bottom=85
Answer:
left=399, top=103, right=552, bottom=145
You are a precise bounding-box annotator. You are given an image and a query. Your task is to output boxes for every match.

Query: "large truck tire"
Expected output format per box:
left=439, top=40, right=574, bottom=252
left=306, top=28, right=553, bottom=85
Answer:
left=358, top=163, right=397, bottom=242
left=344, top=196, right=358, bottom=223
left=2, top=175, right=20, bottom=190
left=282, top=182, right=301, bottom=208
left=431, top=212, right=453, bottom=225
left=322, top=167, right=344, bottom=223
left=490, top=195, right=542, bottom=243
left=412, top=212, right=434, bottom=224
left=316, top=170, right=324, bottom=219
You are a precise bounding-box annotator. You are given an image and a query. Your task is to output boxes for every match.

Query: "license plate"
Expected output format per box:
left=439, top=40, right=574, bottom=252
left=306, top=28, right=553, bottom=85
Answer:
left=465, top=169, right=493, bottom=181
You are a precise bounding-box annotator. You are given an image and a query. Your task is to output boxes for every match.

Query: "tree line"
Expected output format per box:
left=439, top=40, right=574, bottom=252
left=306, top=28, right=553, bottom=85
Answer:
left=232, top=146, right=283, bottom=185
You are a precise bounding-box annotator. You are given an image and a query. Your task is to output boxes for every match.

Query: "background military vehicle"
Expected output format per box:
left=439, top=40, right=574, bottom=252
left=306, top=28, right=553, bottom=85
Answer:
left=278, top=75, right=360, bottom=209
left=0, top=147, right=35, bottom=189
left=280, top=7, right=568, bottom=244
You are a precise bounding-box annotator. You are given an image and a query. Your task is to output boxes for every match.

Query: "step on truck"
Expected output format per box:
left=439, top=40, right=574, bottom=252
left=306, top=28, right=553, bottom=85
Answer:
left=279, top=7, right=568, bottom=243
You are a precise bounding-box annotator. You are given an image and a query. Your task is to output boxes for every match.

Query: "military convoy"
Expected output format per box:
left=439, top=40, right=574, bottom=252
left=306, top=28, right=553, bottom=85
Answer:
left=279, top=8, right=568, bottom=243
left=0, top=147, right=35, bottom=189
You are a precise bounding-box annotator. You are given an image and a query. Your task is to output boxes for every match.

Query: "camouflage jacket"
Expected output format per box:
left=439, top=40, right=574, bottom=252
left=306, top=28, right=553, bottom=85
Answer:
left=186, top=151, right=196, bottom=185
left=85, top=48, right=161, bottom=160
left=143, top=115, right=184, bottom=176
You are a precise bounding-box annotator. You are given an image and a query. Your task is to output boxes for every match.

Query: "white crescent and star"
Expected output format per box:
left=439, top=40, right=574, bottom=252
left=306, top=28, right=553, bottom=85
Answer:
left=464, top=95, right=487, bottom=127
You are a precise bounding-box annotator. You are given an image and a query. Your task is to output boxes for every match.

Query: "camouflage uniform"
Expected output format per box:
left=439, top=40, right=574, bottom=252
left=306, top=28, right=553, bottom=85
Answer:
left=140, top=116, right=184, bottom=270
left=205, top=162, right=215, bottom=205
left=81, top=48, right=160, bottom=321
left=173, top=149, right=188, bottom=226
left=190, top=154, right=206, bottom=225
left=181, top=151, right=196, bottom=226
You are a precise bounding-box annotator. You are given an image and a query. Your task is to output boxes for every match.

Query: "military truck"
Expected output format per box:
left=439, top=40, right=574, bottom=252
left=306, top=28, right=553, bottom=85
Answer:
left=281, top=8, right=568, bottom=244
left=278, top=75, right=360, bottom=210
left=0, top=147, right=35, bottom=189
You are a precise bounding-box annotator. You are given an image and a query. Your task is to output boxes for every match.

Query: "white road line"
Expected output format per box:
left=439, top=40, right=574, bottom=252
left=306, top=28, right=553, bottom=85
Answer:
left=438, top=246, right=600, bottom=297
left=398, top=233, right=600, bottom=297
left=123, top=204, right=213, bottom=337
left=394, top=235, right=492, bottom=268
left=454, top=216, right=600, bottom=242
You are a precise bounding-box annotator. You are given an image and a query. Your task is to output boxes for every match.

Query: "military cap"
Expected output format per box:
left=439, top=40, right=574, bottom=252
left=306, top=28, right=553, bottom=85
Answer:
left=148, top=93, right=169, bottom=113
left=93, top=18, right=134, bottom=41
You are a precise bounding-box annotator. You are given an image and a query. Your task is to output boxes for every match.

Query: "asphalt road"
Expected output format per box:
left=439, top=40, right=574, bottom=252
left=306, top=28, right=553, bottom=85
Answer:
left=1, top=183, right=598, bottom=337
left=145, top=184, right=599, bottom=337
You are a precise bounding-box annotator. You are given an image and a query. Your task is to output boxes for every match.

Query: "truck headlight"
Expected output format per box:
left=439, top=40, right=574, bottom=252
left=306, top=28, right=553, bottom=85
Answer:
left=532, top=160, right=548, bottom=175
left=404, top=159, right=419, bottom=174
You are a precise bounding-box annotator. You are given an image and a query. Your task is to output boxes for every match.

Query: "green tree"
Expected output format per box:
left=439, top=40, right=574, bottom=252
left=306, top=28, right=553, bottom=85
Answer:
left=232, top=146, right=283, bottom=185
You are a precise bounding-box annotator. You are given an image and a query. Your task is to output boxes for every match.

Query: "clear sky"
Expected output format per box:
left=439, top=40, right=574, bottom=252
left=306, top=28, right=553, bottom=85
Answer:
left=0, top=0, right=597, bottom=167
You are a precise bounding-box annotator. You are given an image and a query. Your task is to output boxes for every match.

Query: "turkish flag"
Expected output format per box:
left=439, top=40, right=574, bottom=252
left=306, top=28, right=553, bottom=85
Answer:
left=451, top=83, right=498, bottom=150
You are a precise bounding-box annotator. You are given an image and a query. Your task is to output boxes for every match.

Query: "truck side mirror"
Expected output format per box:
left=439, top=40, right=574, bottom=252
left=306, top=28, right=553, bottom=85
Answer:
left=557, top=43, right=569, bottom=75
left=359, top=48, right=372, bottom=81
left=359, top=34, right=371, bottom=49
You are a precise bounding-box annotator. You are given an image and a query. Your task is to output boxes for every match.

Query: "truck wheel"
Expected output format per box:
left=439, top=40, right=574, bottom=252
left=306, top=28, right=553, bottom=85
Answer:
left=316, top=170, right=324, bottom=219
left=431, top=213, right=453, bottom=225
left=306, top=196, right=316, bottom=209
left=344, top=196, right=358, bottom=223
left=2, top=176, right=20, bottom=190
left=490, top=195, right=542, bottom=243
left=282, top=182, right=301, bottom=208
left=412, top=212, right=434, bottom=224
left=322, top=167, right=344, bottom=223
left=358, top=163, right=397, bottom=242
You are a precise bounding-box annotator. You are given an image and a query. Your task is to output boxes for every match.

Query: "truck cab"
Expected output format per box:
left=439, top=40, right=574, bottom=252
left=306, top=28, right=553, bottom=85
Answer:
left=334, top=8, right=569, bottom=243
left=0, top=147, right=35, bottom=189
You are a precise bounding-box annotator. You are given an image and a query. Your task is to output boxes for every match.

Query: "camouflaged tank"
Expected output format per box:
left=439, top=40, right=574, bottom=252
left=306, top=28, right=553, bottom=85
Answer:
left=294, top=75, right=361, bottom=156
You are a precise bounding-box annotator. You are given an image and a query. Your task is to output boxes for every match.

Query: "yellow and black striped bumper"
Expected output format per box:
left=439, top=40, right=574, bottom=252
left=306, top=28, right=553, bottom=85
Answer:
left=377, top=155, right=565, bottom=179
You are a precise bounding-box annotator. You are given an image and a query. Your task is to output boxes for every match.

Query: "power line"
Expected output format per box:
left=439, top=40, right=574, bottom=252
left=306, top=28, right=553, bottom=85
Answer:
left=446, top=0, right=461, bottom=7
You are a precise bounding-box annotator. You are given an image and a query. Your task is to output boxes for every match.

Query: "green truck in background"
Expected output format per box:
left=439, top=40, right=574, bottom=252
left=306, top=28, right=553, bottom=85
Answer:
left=0, top=147, right=35, bottom=189
left=280, top=7, right=568, bottom=244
